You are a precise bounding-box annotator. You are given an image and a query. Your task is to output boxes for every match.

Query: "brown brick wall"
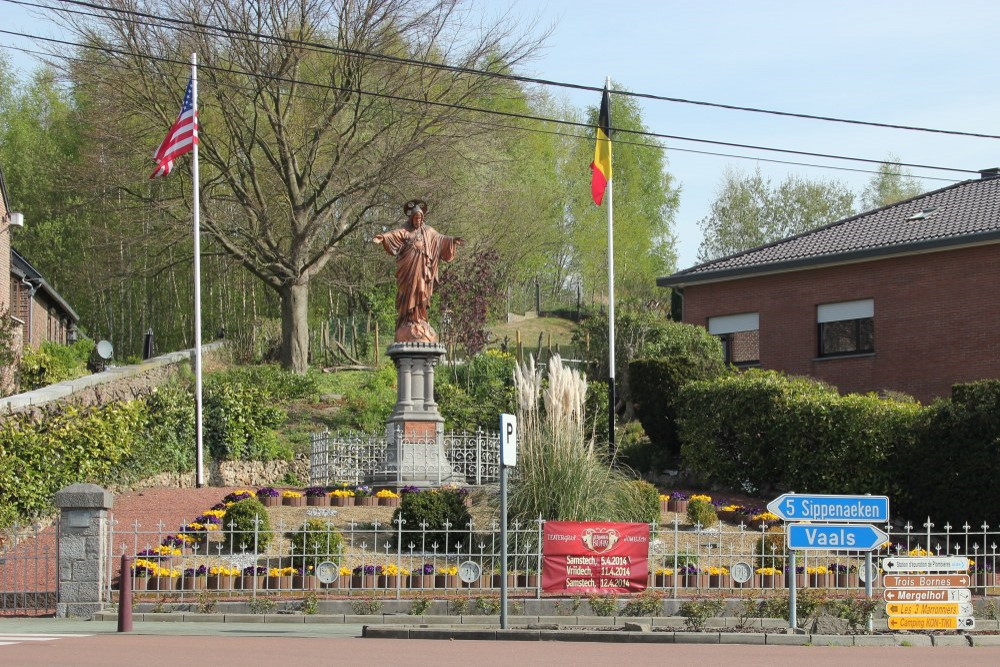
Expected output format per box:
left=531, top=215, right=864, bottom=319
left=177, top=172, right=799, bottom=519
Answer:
left=680, top=243, right=1000, bottom=403
left=0, top=192, right=9, bottom=315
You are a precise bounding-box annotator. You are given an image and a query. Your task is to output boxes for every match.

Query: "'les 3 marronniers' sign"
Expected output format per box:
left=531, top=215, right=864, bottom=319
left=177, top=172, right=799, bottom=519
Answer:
left=542, top=521, right=650, bottom=593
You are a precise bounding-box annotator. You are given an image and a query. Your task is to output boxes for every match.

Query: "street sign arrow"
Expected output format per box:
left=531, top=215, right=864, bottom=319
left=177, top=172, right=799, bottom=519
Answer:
left=886, top=601, right=973, bottom=617
left=786, top=523, right=889, bottom=551
left=881, top=556, right=968, bottom=572
left=883, top=574, right=970, bottom=588
left=767, top=493, right=889, bottom=523
left=884, top=588, right=972, bottom=602
left=888, top=616, right=975, bottom=631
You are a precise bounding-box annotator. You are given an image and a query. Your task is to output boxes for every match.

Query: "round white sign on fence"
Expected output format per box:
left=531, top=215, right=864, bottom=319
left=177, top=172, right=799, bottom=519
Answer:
left=458, top=561, right=482, bottom=584
left=858, top=564, right=877, bottom=584
left=731, top=561, right=753, bottom=585
left=315, top=561, right=338, bottom=585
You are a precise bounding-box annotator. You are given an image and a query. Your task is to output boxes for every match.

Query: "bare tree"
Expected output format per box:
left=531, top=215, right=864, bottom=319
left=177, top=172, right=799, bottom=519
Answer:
left=53, top=0, right=543, bottom=371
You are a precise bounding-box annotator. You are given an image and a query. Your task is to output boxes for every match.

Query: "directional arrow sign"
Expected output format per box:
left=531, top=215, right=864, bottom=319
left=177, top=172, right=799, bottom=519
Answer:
left=767, top=493, right=889, bottom=523
left=883, top=574, right=970, bottom=588
left=886, top=601, right=973, bottom=616
left=786, top=523, right=889, bottom=551
left=881, top=556, right=968, bottom=572
left=888, top=616, right=975, bottom=631
left=884, top=588, right=972, bottom=602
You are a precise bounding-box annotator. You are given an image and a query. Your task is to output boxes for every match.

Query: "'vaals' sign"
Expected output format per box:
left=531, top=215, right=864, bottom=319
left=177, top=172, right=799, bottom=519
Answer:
left=542, top=521, right=649, bottom=593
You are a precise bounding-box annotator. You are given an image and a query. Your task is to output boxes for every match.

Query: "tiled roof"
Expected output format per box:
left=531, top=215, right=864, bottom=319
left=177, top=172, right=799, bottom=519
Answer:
left=11, top=248, right=80, bottom=322
left=659, top=174, right=1000, bottom=286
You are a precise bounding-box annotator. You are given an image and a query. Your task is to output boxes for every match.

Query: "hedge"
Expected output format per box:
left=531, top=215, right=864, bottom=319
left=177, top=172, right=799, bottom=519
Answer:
left=677, top=369, right=922, bottom=498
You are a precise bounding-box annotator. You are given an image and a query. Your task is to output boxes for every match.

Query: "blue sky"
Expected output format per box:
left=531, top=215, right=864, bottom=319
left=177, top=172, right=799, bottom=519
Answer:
left=3, top=1, right=1000, bottom=269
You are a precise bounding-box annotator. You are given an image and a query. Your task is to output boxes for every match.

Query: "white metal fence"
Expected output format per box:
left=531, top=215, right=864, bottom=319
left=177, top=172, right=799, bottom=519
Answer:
left=104, top=514, right=1000, bottom=600
left=309, top=428, right=501, bottom=486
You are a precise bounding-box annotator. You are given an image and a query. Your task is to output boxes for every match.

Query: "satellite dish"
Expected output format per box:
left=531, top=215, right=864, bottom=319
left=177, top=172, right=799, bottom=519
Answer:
left=96, top=340, right=114, bottom=360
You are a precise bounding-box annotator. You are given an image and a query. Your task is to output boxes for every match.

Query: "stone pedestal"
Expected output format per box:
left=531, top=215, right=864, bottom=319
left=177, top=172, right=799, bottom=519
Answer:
left=54, top=483, right=113, bottom=618
left=373, top=342, right=457, bottom=484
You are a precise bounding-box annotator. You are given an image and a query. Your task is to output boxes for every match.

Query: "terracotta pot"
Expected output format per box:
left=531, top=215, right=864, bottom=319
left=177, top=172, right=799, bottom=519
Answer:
left=181, top=576, right=205, bottom=591
left=132, top=576, right=150, bottom=591
left=206, top=575, right=234, bottom=590
left=149, top=576, right=177, bottom=591
left=786, top=573, right=807, bottom=588
left=378, top=575, right=399, bottom=589
left=377, top=497, right=400, bottom=507
left=668, top=499, right=689, bottom=514
left=708, top=574, right=726, bottom=588
left=409, top=574, right=435, bottom=589
left=293, top=574, right=316, bottom=590
left=331, top=496, right=355, bottom=507
left=307, top=496, right=329, bottom=506
left=266, top=575, right=291, bottom=590
left=519, top=574, right=539, bottom=589
left=356, top=497, right=377, bottom=507
left=654, top=573, right=674, bottom=588
left=835, top=572, right=852, bottom=588
left=808, top=573, right=832, bottom=588
left=282, top=496, right=305, bottom=507
left=259, top=496, right=281, bottom=507
left=759, top=574, right=785, bottom=589
left=236, top=575, right=262, bottom=590
left=435, top=574, right=458, bottom=588
left=659, top=500, right=669, bottom=515
left=351, top=574, right=376, bottom=589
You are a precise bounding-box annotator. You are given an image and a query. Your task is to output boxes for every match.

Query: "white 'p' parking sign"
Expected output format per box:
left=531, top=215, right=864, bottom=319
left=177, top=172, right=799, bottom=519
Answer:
left=500, top=413, right=517, bottom=466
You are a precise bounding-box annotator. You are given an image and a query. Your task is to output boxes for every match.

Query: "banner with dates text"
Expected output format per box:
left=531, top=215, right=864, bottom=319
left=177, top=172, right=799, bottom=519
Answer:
left=542, top=521, right=649, bottom=593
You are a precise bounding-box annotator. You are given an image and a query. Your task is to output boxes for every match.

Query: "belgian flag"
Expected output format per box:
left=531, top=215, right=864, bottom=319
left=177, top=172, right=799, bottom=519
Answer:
left=590, top=85, right=612, bottom=205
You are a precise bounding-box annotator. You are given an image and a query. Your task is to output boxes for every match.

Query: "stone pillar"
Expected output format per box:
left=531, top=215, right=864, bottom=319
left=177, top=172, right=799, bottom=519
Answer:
left=54, top=483, right=113, bottom=618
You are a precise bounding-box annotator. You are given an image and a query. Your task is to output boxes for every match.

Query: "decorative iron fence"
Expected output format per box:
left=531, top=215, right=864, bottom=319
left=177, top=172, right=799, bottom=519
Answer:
left=0, top=521, right=58, bottom=616
left=104, top=514, right=1000, bottom=600
left=309, top=428, right=501, bottom=486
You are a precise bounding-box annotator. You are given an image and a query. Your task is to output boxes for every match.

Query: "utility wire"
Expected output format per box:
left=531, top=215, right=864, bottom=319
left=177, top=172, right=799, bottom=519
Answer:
left=0, top=28, right=980, bottom=177
left=11, top=0, right=999, bottom=142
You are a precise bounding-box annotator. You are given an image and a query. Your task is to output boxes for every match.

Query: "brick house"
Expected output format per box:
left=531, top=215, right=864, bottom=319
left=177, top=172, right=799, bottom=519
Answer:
left=658, top=169, right=1000, bottom=404
left=1, top=165, right=80, bottom=389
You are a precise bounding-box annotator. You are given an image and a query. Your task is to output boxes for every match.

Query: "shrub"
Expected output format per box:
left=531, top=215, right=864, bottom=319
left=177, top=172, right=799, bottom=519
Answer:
left=613, top=480, right=661, bottom=524
left=436, top=349, right=516, bottom=431
left=760, top=590, right=828, bottom=628
left=588, top=594, right=619, bottom=616
left=209, top=364, right=319, bottom=401
left=830, top=594, right=878, bottom=634
left=620, top=589, right=663, bottom=617
left=336, top=363, right=396, bottom=431
left=678, top=596, right=725, bottom=631
left=203, top=377, right=288, bottom=461
left=287, top=519, right=343, bottom=568
left=17, top=339, right=95, bottom=391
left=223, top=498, right=272, bottom=552
left=391, top=488, right=472, bottom=552
left=687, top=498, right=717, bottom=528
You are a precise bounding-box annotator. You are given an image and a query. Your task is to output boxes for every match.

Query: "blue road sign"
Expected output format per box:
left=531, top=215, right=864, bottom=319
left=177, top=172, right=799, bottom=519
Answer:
left=767, top=493, right=889, bottom=523
left=787, top=523, right=889, bottom=551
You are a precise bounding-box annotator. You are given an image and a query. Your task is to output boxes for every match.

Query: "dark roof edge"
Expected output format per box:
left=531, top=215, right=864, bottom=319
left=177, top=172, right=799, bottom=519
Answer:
left=668, top=177, right=978, bottom=280
left=658, top=230, right=1000, bottom=287
left=10, top=248, right=80, bottom=322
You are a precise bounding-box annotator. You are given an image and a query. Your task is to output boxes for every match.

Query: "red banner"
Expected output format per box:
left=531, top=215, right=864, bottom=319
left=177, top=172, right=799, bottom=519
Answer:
left=542, top=521, right=649, bottom=593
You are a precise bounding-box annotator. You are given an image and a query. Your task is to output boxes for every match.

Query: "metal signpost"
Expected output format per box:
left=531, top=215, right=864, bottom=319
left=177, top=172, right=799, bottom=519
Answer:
left=881, top=557, right=974, bottom=630
left=499, top=413, right=517, bottom=630
left=771, top=493, right=890, bottom=631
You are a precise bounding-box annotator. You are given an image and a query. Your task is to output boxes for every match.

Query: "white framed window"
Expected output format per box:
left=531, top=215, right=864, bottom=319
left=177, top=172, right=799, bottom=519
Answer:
left=708, top=312, right=759, bottom=366
left=817, top=299, right=874, bottom=357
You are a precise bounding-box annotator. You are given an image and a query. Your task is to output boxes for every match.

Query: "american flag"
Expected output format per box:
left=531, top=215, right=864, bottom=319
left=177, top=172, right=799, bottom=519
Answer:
left=150, top=78, right=198, bottom=179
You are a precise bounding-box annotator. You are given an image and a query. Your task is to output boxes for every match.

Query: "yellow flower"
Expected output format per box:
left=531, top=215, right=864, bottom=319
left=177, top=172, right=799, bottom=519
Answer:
left=282, top=490, right=303, bottom=498
left=339, top=567, right=352, bottom=576
left=654, top=568, right=674, bottom=576
left=806, top=566, right=829, bottom=575
left=720, top=504, right=743, bottom=512
left=437, top=566, right=458, bottom=576
left=690, top=494, right=712, bottom=503
left=705, top=566, right=730, bottom=576
left=751, top=512, right=780, bottom=522
left=268, top=567, right=295, bottom=576
left=908, top=547, right=930, bottom=557
left=209, top=565, right=239, bottom=576
left=383, top=564, right=400, bottom=576
left=755, top=567, right=779, bottom=575
left=376, top=490, right=400, bottom=498
left=202, top=509, right=226, bottom=519
left=151, top=545, right=181, bottom=556
left=330, top=489, right=355, bottom=497
left=658, top=494, right=670, bottom=502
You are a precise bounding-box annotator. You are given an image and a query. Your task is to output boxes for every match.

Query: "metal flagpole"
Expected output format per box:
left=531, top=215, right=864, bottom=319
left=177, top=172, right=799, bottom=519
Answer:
left=191, top=52, right=204, bottom=487
left=605, top=76, right=616, bottom=452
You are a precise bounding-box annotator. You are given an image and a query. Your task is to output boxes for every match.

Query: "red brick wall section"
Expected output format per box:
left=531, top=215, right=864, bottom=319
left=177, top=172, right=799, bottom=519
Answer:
left=0, top=192, right=9, bottom=315
left=680, top=244, right=1000, bottom=403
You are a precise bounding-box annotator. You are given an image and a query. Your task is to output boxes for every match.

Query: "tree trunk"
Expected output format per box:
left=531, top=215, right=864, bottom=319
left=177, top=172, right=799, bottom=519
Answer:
left=280, top=282, right=310, bottom=373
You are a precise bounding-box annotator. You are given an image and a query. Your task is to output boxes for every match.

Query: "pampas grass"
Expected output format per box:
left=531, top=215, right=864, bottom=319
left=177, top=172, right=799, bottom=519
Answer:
left=510, top=355, right=626, bottom=521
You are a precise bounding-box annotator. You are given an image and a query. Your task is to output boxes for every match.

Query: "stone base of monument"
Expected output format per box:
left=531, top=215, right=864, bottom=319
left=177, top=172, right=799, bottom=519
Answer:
left=370, top=342, right=459, bottom=485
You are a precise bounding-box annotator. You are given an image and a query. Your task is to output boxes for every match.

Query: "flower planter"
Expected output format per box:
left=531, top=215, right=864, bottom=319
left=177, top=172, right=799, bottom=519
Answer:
left=435, top=574, right=458, bottom=588
left=356, top=497, right=377, bottom=507
left=808, top=573, right=832, bottom=588
left=236, top=575, right=262, bottom=590
left=463, top=575, right=488, bottom=589
left=410, top=574, right=435, bottom=589
left=207, top=575, right=234, bottom=590
left=351, top=574, right=376, bottom=589
left=266, top=575, right=292, bottom=590
left=654, top=573, right=675, bottom=588
left=659, top=500, right=669, bottom=515
left=282, top=496, right=305, bottom=507
left=668, top=499, right=689, bottom=514
left=149, top=576, right=177, bottom=591
left=377, top=497, right=400, bottom=507
left=259, top=496, right=281, bottom=507
left=306, top=496, right=329, bottom=507
left=732, top=574, right=758, bottom=589
left=181, top=576, right=205, bottom=591
left=786, top=573, right=807, bottom=589
left=331, top=496, right=355, bottom=507
left=517, top=574, right=539, bottom=589
left=132, top=576, right=150, bottom=591
left=835, top=573, right=853, bottom=588
left=759, top=574, right=784, bottom=589
left=708, top=574, right=727, bottom=588
left=293, top=574, right=316, bottom=590
left=378, top=575, right=400, bottom=589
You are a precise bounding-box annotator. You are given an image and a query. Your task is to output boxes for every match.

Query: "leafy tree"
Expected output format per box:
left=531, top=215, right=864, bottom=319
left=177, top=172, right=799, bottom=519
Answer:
left=697, top=167, right=855, bottom=262
left=55, top=0, right=545, bottom=372
left=860, top=154, right=924, bottom=211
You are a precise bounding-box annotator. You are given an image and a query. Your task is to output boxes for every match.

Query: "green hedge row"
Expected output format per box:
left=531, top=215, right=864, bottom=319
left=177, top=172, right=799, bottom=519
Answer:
left=0, top=364, right=315, bottom=528
left=676, top=369, right=1000, bottom=525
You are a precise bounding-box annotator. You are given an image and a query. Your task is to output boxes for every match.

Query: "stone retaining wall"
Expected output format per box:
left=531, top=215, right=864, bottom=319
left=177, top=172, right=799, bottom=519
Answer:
left=137, top=454, right=310, bottom=489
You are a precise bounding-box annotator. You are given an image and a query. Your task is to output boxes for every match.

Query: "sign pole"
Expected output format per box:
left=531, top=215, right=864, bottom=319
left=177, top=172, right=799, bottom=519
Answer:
left=788, top=550, right=797, bottom=630
left=500, top=460, right=508, bottom=630
left=865, top=551, right=874, bottom=633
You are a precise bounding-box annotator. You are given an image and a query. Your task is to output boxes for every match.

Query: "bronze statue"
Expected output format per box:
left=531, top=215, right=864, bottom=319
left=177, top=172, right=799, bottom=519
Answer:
left=373, top=199, right=463, bottom=343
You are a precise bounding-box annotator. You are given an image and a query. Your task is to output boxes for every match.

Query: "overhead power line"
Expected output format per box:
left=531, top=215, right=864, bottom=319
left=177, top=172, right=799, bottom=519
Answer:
left=0, top=28, right=981, bottom=179
left=7, top=0, right=1000, bottom=142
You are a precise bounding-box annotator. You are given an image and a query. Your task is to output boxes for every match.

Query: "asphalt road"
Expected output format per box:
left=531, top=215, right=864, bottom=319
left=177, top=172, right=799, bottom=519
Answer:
left=2, top=620, right=999, bottom=666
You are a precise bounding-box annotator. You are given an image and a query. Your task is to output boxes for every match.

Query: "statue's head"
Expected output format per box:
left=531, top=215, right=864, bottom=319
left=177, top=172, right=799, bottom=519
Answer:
left=403, top=199, right=428, bottom=227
